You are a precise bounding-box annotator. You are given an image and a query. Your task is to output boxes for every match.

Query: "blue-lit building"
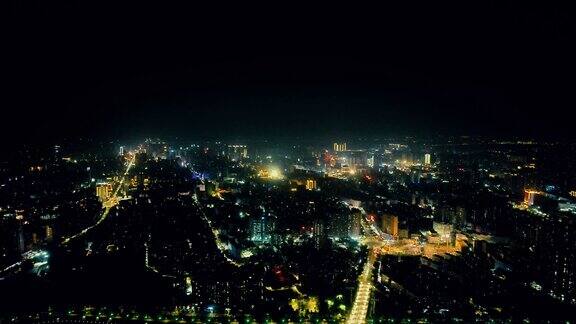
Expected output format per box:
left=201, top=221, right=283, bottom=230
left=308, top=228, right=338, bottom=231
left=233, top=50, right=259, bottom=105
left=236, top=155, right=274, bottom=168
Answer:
left=249, top=216, right=275, bottom=244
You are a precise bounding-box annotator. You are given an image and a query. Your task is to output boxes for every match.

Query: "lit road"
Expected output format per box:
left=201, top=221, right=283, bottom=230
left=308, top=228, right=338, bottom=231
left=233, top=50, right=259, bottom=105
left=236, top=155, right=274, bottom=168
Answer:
left=347, top=248, right=377, bottom=324
left=192, top=192, right=243, bottom=267
left=0, top=250, right=50, bottom=278
left=344, top=202, right=389, bottom=323
left=61, top=155, right=136, bottom=245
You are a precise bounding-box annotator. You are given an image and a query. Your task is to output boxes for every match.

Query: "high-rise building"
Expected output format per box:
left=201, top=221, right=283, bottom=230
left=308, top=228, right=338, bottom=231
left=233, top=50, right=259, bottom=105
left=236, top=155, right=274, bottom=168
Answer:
left=382, top=214, right=399, bottom=238
left=45, top=225, right=53, bottom=242
left=329, top=212, right=350, bottom=238
left=349, top=210, right=362, bottom=238
left=119, top=146, right=125, bottom=156
left=544, top=213, right=576, bottom=303
left=524, top=189, right=538, bottom=206
left=424, top=153, right=431, bottom=165
left=312, top=219, right=325, bottom=249
left=54, top=145, right=61, bottom=162
left=17, top=225, right=25, bottom=253
left=341, top=150, right=368, bottom=168
left=96, top=182, right=113, bottom=202
left=410, top=170, right=421, bottom=184
left=227, top=145, right=248, bottom=160
left=249, top=216, right=275, bottom=244
left=305, top=179, right=317, bottom=191
left=439, top=206, right=467, bottom=230
left=367, top=155, right=375, bottom=168
left=333, top=142, right=347, bottom=152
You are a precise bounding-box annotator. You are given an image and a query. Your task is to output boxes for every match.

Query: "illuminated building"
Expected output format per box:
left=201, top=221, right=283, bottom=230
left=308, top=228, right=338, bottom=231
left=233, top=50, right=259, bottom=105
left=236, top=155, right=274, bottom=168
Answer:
left=249, top=216, right=275, bottom=244
left=312, top=219, right=325, bottom=249
left=367, top=155, right=375, bottom=168
left=524, top=189, right=538, bottom=206
left=119, top=146, right=124, bottom=156
left=570, top=191, right=576, bottom=198
left=96, top=182, right=113, bottom=202
left=432, top=222, right=455, bottom=245
left=54, top=145, right=61, bottom=161
left=339, top=150, right=368, bottom=168
left=516, top=209, right=576, bottom=304
left=382, top=214, right=399, bottom=238
left=305, top=179, right=317, bottom=191
left=410, top=170, right=421, bottom=184
left=144, top=138, right=169, bottom=159
left=227, top=145, right=248, bottom=160
left=17, top=224, right=25, bottom=253
left=45, top=225, right=53, bottom=242
left=424, top=153, right=431, bottom=165
left=349, top=210, right=362, bottom=238
left=333, top=142, right=347, bottom=152
left=545, top=213, right=576, bottom=303
left=258, top=166, right=283, bottom=180
left=439, top=206, right=467, bottom=230
left=185, top=276, right=193, bottom=296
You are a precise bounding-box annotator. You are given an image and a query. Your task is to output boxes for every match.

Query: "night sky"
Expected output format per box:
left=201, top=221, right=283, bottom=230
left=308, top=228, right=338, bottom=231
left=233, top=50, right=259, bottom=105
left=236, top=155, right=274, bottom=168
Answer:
left=5, top=2, right=576, bottom=144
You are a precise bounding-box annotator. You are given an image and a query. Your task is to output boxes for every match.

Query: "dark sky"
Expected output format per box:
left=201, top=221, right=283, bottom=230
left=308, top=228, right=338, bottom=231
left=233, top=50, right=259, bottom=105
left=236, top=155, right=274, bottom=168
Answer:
left=4, top=2, right=576, bottom=144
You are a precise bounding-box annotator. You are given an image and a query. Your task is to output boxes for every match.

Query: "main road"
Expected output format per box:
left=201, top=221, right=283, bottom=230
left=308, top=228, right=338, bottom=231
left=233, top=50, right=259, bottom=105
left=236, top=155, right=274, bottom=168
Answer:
left=345, top=203, right=389, bottom=324
left=61, top=154, right=136, bottom=245
left=347, top=247, right=378, bottom=324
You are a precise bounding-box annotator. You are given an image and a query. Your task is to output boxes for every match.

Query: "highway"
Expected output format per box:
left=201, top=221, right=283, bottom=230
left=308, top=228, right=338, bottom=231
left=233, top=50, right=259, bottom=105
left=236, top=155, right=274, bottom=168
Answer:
left=61, top=154, right=136, bottom=245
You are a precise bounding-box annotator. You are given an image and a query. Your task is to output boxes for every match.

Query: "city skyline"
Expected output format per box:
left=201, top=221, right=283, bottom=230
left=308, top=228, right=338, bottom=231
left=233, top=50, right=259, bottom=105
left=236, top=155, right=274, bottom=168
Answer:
left=4, top=2, right=576, bottom=323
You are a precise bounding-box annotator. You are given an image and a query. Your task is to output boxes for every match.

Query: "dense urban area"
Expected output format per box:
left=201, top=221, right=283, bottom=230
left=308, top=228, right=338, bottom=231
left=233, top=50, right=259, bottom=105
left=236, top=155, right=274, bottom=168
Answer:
left=1, top=137, right=576, bottom=322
